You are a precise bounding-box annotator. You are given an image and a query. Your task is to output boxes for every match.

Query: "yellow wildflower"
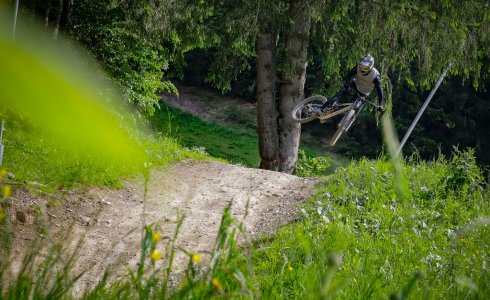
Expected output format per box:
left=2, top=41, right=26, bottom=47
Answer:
left=152, top=231, right=161, bottom=242
left=2, top=186, right=11, bottom=198
left=192, top=253, right=202, bottom=263
left=151, top=250, right=162, bottom=261
left=211, top=278, right=222, bottom=290
left=288, top=265, right=294, bottom=271
left=0, top=169, right=7, bottom=179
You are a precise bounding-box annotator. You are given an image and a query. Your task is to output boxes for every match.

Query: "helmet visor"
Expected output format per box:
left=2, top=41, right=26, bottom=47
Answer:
left=359, top=65, right=371, bottom=73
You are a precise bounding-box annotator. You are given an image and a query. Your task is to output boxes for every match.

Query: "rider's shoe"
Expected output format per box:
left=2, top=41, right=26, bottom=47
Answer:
left=314, top=107, right=324, bottom=115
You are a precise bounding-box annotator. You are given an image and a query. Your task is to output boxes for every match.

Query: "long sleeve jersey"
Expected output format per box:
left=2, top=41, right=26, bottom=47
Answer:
left=344, top=66, right=385, bottom=107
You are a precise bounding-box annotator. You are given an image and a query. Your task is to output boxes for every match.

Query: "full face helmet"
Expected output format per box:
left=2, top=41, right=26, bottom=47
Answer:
left=358, top=54, right=374, bottom=75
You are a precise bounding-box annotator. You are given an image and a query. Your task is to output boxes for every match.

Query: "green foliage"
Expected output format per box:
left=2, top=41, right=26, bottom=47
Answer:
left=179, top=0, right=258, bottom=93
left=94, top=25, right=172, bottom=115
left=115, top=0, right=258, bottom=94
left=71, top=0, right=176, bottom=115
left=296, top=149, right=332, bottom=177
left=442, top=147, right=484, bottom=195
left=346, top=1, right=489, bottom=89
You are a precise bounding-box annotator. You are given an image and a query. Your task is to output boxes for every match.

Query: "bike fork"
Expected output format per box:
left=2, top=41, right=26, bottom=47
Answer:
left=344, top=114, right=356, bottom=131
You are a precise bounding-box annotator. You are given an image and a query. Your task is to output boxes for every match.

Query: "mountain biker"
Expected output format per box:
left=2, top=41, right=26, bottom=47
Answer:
left=316, top=54, right=385, bottom=114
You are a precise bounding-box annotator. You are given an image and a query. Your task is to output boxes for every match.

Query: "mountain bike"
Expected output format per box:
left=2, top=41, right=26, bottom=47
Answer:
left=291, top=88, right=379, bottom=146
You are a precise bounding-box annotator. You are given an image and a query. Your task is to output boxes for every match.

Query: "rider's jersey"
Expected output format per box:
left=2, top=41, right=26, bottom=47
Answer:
left=343, top=65, right=384, bottom=106
left=353, top=66, right=380, bottom=96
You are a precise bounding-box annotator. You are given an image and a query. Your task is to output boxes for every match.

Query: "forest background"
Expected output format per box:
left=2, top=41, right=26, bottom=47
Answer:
left=4, top=0, right=490, bottom=169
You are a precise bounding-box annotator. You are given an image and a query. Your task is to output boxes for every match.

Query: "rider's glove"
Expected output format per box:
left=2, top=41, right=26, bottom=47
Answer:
left=377, top=105, right=385, bottom=113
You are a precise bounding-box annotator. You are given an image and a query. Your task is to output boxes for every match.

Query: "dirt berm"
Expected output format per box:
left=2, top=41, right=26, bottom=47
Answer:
left=9, top=160, right=316, bottom=294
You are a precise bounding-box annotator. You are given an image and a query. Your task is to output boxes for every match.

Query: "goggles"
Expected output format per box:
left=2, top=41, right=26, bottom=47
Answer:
left=359, top=65, right=371, bottom=73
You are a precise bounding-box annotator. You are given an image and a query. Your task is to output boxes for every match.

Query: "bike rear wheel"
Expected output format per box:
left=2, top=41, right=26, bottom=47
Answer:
left=329, top=109, right=355, bottom=146
left=291, top=95, right=327, bottom=123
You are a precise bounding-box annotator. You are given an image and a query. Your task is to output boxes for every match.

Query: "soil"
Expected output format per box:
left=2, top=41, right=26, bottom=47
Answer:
left=6, top=85, right=319, bottom=295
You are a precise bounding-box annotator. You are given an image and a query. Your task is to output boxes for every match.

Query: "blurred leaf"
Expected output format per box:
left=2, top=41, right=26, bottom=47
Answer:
left=0, top=7, right=146, bottom=167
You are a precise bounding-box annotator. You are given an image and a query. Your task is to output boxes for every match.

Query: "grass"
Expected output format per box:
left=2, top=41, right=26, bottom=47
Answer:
left=1, top=118, right=211, bottom=191
left=250, top=150, right=489, bottom=299
left=151, top=102, right=261, bottom=167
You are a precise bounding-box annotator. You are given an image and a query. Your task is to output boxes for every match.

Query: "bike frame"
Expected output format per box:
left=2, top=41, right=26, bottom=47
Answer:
left=345, top=96, right=366, bottom=130
left=319, top=87, right=366, bottom=121
left=328, top=94, right=379, bottom=146
left=317, top=103, right=352, bottom=122
left=291, top=88, right=376, bottom=131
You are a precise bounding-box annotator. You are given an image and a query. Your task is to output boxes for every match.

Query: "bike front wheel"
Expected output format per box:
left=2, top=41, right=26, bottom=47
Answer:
left=291, top=95, right=327, bottom=123
left=329, top=109, right=355, bottom=146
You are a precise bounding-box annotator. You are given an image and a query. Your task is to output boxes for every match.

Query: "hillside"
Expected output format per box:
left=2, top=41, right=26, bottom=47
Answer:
left=159, top=83, right=340, bottom=158
left=9, top=160, right=316, bottom=294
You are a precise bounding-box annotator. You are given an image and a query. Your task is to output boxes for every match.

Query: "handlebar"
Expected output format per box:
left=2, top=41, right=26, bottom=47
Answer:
left=346, top=87, right=383, bottom=111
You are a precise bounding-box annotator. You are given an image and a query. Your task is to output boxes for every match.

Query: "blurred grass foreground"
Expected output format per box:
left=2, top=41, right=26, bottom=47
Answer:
left=0, top=4, right=176, bottom=188
left=1, top=4, right=144, bottom=156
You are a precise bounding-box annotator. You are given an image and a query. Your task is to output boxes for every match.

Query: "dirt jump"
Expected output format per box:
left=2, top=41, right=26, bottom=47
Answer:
left=8, top=160, right=316, bottom=294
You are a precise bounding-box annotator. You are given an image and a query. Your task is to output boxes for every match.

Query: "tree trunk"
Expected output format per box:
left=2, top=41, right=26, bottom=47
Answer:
left=256, top=12, right=280, bottom=170
left=276, top=0, right=311, bottom=173
left=53, top=0, right=64, bottom=40
left=256, top=0, right=311, bottom=174
left=60, top=0, right=74, bottom=35
left=45, top=6, right=51, bottom=28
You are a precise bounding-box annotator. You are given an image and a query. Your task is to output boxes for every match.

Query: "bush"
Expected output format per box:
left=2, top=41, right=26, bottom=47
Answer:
left=296, top=149, right=332, bottom=177
left=72, top=1, right=176, bottom=115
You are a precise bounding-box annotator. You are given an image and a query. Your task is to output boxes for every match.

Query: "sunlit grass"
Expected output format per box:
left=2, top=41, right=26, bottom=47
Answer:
left=150, top=103, right=261, bottom=167
left=2, top=119, right=211, bottom=190
left=252, top=151, right=489, bottom=299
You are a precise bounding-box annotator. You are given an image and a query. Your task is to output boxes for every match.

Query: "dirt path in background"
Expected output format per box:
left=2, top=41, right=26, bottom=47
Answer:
left=9, top=160, right=316, bottom=294
left=160, top=84, right=257, bottom=123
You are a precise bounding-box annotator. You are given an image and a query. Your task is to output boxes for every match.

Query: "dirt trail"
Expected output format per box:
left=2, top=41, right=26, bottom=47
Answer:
left=9, top=160, right=316, bottom=294
left=8, top=84, right=318, bottom=294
